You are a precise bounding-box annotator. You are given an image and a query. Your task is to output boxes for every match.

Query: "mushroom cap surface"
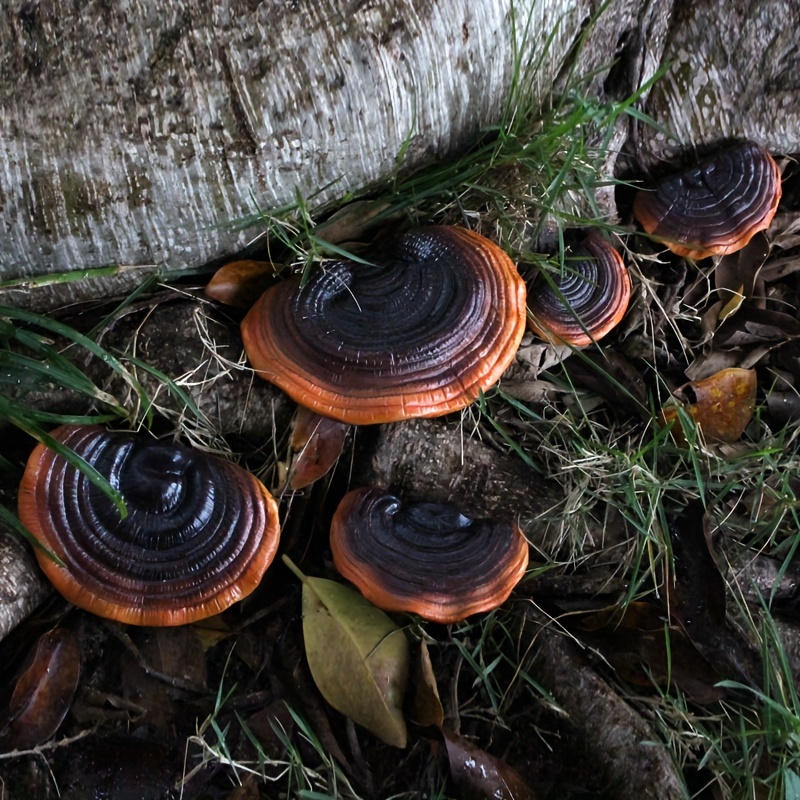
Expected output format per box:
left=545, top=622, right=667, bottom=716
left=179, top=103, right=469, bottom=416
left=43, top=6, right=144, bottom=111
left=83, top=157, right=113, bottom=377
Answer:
left=633, top=141, right=781, bottom=260
left=18, top=425, right=281, bottom=626
left=527, top=231, right=631, bottom=346
left=330, top=487, right=529, bottom=623
left=241, top=226, right=527, bottom=425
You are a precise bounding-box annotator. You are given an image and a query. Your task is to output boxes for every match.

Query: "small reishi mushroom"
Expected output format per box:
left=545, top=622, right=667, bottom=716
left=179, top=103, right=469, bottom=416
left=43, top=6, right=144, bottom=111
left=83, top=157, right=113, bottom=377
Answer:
left=633, top=141, right=782, bottom=260
left=240, top=226, right=527, bottom=425
left=17, top=425, right=281, bottom=626
left=329, top=487, right=529, bottom=624
left=527, top=231, right=631, bottom=347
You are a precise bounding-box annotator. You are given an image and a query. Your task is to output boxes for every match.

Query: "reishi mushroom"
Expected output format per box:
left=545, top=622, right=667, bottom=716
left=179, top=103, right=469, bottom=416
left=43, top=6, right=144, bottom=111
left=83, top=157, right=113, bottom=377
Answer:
left=633, top=141, right=782, bottom=260
left=240, top=226, right=527, bottom=425
left=18, top=425, right=281, bottom=626
left=329, top=487, right=529, bottom=624
left=527, top=231, right=631, bottom=346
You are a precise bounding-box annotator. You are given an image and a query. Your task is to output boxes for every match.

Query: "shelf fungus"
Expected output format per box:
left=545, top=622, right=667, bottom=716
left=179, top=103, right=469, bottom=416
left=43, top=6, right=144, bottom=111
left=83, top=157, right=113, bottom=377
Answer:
left=330, top=487, right=529, bottom=624
left=241, top=226, right=527, bottom=425
left=633, top=141, right=782, bottom=260
left=18, top=425, right=281, bottom=626
left=527, top=231, right=631, bottom=346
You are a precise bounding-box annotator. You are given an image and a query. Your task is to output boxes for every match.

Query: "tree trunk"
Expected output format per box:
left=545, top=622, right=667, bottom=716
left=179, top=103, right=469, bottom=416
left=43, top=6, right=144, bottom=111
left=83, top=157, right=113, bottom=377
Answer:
left=0, top=0, right=670, bottom=307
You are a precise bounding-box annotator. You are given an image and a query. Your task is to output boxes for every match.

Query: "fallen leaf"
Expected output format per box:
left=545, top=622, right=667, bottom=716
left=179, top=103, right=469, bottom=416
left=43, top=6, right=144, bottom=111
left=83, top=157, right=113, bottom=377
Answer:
left=572, top=603, right=723, bottom=704
left=0, top=627, right=81, bottom=751
left=313, top=199, right=394, bottom=245
left=715, top=307, right=800, bottom=347
left=667, top=502, right=726, bottom=633
left=412, top=639, right=444, bottom=729
left=288, top=406, right=350, bottom=490
left=667, top=502, right=761, bottom=688
left=662, top=368, right=757, bottom=443
left=284, top=556, right=409, bottom=748
left=767, top=390, right=800, bottom=425
left=204, top=260, right=275, bottom=308
left=714, top=232, right=769, bottom=311
left=442, top=728, right=537, bottom=800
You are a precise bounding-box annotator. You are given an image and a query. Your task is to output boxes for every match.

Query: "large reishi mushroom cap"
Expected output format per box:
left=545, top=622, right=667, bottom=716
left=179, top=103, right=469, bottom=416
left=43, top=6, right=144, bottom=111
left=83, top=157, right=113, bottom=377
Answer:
left=241, top=226, right=527, bottom=425
left=330, top=487, right=529, bottom=624
left=18, top=425, right=281, bottom=626
left=527, top=231, right=631, bottom=347
left=633, top=141, right=782, bottom=260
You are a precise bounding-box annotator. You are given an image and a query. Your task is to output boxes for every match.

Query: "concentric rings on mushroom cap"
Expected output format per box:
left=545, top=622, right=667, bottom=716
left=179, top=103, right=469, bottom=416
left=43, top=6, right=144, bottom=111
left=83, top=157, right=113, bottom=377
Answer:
left=18, top=425, right=281, bottom=626
left=527, top=231, right=631, bottom=347
left=240, top=226, right=527, bottom=425
left=330, top=487, right=529, bottom=624
left=633, top=141, right=782, bottom=260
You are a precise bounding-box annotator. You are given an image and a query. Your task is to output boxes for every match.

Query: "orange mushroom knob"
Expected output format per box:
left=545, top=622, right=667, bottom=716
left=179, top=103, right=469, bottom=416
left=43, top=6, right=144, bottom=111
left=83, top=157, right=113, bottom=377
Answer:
left=18, top=425, right=281, bottom=626
left=633, top=141, right=782, bottom=260
left=330, top=487, right=529, bottom=624
left=240, top=226, right=527, bottom=425
left=527, top=231, right=631, bottom=347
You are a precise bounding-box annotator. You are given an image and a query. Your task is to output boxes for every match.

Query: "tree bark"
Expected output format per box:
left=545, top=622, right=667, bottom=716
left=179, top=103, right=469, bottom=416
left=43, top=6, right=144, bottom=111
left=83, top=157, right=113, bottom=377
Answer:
left=638, top=0, right=800, bottom=167
left=0, top=0, right=669, bottom=307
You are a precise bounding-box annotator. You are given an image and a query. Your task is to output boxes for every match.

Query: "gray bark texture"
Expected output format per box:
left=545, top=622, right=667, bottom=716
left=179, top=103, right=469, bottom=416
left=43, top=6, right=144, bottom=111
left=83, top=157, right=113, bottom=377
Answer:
left=638, top=0, right=800, bottom=166
left=0, top=0, right=670, bottom=307
left=0, top=524, right=48, bottom=640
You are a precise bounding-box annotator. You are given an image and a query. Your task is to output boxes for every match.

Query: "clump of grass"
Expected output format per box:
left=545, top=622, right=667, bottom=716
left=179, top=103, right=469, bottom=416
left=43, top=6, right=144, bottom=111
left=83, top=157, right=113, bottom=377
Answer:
left=0, top=300, right=208, bottom=548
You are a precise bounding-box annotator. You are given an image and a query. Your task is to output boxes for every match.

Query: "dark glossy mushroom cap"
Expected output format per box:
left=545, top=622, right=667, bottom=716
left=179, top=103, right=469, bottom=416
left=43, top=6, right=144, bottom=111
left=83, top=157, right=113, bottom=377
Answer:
left=240, top=226, right=527, bottom=425
left=527, top=231, right=631, bottom=347
left=330, top=487, right=529, bottom=623
left=18, top=425, right=281, bottom=626
left=633, top=141, right=781, bottom=260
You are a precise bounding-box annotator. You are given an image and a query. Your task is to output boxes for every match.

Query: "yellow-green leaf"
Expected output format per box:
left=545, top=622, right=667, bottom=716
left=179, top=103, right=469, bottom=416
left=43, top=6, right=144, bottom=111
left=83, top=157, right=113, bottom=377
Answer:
left=285, top=557, right=409, bottom=748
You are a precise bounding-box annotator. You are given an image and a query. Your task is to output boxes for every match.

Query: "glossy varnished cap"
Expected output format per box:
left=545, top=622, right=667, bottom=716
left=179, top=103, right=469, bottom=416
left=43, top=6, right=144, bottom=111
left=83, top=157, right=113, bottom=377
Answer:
left=330, top=487, right=529, bottom=624
left=240, top=226, right=527, bottom=424
left=527, top=231, right=631, bottom=346
left=633, top=141, right=781, bottom=260
left=18, top=425, right=281, bottom=626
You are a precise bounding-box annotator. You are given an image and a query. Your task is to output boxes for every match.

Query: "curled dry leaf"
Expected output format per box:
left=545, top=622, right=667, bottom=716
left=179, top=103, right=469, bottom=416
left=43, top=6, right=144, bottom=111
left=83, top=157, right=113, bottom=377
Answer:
left=0, top=627, right=81, bottom=751
left=313, top=199, right=395, bottom=245
left=411, top=639, right=444, bottom=729
left=288, top=406, right=350, bottom=490
left=714, top=232, right=770, bottom=312
left=662, top=367, right=757, bottom=444
left=572, top=603, right=723, bottom=704
left=284, top=556, right=410, bottom=748
left=442, top=728, right=537, bottom=800
left=204, top=260, right=275, bottom=308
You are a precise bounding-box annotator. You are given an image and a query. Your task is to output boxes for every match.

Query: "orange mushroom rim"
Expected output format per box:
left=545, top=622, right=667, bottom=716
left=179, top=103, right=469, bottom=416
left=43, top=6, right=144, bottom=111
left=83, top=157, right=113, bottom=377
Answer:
left=330, top=486, right=530, bottom=624
left=18, top=424, right=281, bottom=627
left=526, top=230, right=632, bottom=347
left=240, top=226, right=528, bottom=425
left=632, top=140, right=782, bottom=261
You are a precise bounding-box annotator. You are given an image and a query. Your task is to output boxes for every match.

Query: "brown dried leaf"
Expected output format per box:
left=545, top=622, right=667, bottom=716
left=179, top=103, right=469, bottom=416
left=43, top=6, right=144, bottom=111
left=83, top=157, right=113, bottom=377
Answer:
left=714, top=232, right=769, bottom=310
left=204, top=260, right=275, bottom=308
left=715, top=307, right=800, bottom=348
left=313, top=199, right=395, bottom=245
left=572, top=603, right=723, bottom=704
left=442, top=728, right=537, bottom=800
left=288, top=407, right=350, bottom=490
left=0, top=627, right=81, bottom=751
left=411, top=639, right=444, bottom=729
left=662, top=368, right=757, bottom=443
